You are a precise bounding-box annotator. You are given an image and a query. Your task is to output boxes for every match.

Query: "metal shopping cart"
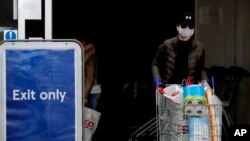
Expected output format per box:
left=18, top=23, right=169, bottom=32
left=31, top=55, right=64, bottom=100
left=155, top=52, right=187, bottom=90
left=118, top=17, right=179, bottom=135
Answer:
left=156, top=84, right=223, bottom=141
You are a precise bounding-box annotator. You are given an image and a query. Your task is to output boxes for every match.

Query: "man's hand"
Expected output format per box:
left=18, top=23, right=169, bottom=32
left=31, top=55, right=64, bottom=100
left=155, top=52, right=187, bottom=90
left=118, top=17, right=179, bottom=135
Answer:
left=154, top=77, right=166, bottom=94
left=156, top=86, right=166, bottom=94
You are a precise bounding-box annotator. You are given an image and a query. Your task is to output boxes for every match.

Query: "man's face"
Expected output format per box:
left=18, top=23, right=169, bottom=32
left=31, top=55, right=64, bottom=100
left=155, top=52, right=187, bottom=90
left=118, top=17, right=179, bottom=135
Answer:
left=176, top=23, right=195, bottom=41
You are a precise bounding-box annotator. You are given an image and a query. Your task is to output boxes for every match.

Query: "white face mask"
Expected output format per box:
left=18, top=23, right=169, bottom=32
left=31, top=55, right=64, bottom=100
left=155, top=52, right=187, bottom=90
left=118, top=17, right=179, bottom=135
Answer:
left=178, top=26, right=194, bottom=38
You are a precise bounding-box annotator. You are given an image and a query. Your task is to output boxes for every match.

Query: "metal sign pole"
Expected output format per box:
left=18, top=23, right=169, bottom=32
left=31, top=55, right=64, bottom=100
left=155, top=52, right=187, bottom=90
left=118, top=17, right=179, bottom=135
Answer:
left=13, top=0, right=18, bottom=20
left=17, top=0, right=25, bottom=39
left=45, top=0, right=52, bottom=39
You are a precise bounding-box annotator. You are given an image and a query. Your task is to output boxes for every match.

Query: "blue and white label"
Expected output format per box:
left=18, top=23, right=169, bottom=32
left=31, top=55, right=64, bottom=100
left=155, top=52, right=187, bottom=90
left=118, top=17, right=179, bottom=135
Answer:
left=6, top=49, right=75, bottom=141
left=4, top=30, right=17, bottom=40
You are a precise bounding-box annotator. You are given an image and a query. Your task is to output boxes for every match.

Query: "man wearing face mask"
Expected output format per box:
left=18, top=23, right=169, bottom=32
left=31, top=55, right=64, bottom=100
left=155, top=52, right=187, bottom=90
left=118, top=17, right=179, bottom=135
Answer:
left=152, top=12, right=208, bottom=93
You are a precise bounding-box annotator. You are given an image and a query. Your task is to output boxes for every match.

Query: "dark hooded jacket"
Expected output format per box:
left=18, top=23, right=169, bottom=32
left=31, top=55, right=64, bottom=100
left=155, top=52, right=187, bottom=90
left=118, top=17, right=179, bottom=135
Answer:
left=152, top=36, right=208, bottom=84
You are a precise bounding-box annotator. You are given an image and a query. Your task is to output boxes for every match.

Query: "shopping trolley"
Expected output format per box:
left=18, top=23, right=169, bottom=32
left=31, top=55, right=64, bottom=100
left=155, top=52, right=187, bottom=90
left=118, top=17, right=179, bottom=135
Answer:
left=156, top=84, right=223, bottom=141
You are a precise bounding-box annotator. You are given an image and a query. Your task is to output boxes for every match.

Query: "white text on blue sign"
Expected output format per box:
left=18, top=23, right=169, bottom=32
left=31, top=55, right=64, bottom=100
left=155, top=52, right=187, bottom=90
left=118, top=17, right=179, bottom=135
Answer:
left=12, top=89, right=67, bottom=102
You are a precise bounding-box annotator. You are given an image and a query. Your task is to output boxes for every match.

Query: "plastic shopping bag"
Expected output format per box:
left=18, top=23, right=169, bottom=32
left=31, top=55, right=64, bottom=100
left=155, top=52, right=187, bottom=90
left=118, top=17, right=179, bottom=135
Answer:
left=84, top=107, right=101, bottom=141
left=163, top=84, right=183, bottom=104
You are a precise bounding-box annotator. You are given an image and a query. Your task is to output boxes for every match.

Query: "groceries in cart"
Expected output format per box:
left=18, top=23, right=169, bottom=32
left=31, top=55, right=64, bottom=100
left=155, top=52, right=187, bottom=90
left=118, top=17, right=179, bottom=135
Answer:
left=156, top=82, right=222, bottom=141
left=163, top=84, right=183, bottom=104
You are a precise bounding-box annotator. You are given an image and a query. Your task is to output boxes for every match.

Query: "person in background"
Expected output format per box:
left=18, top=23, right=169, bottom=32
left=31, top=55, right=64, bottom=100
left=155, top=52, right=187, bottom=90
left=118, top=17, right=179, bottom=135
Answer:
left=76, top=34, right=102, bottom=110
left=151, top=12, right=209, bottom=93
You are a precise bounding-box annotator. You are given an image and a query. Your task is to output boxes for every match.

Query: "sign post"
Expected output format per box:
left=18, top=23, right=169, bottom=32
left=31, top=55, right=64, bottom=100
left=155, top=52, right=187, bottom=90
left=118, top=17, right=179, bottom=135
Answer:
left=0, top=40, right=83, bottom=141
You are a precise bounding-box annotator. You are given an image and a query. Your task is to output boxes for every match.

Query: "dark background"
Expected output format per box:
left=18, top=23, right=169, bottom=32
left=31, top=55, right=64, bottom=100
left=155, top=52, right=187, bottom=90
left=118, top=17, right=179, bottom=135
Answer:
left=26, top=0, right=195, bottom=81
left=26, top=1, right=195, bottom=140
left=52, top=1, right=194, bottom=80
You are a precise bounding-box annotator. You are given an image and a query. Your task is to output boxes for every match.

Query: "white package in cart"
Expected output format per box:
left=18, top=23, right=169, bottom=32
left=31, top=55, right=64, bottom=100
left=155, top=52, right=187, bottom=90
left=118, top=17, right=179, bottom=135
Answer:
left=163, top=84, right=183, bottom=104
left=159, top=85, right=188, bottom=141
left=161, top=85, right=184, bottom=123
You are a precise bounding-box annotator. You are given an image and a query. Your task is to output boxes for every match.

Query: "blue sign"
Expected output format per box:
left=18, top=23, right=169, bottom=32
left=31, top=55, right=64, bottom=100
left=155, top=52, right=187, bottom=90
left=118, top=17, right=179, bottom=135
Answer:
left=6, top=49, right=75, bottom=141
left=4, top=30, right=17, bottom=40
